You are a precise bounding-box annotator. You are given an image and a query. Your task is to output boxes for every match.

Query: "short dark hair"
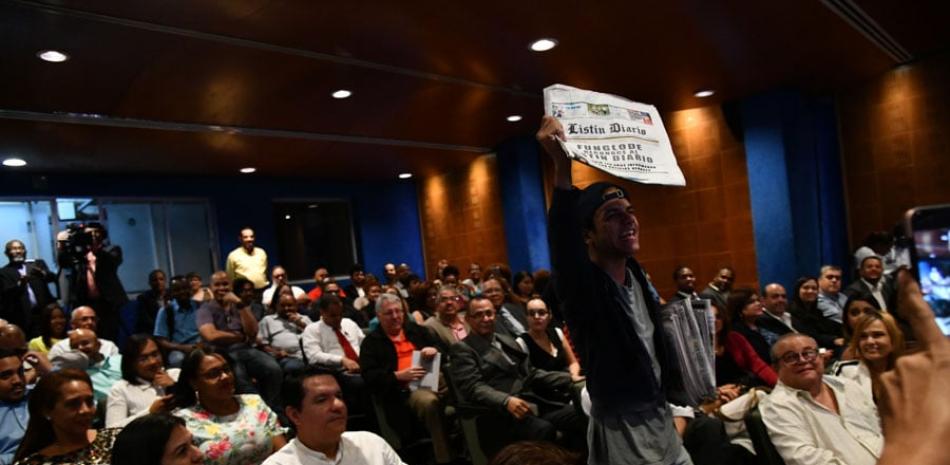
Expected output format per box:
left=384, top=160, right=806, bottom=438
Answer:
left=147, top=269, right=165, bottom=282
left=441, top=265, right=460, bottom=279
left=112, top=413, right=185, bottom=465
left=489, top=441, right=582, bottom=465
left=672, top=265, right=690, bottom=281
left=349, top=264, right=364, bottom=275
left=317, top=294, right=343, bottom=312
left=185, top=271, right=202, bottom=281
left=281, top=365, right=341, bottom=412
left=121, top=334, right=161, bottom=385
left=232, top=277, right=253, bottom=292
left=0, top=348, right=22, bottom=361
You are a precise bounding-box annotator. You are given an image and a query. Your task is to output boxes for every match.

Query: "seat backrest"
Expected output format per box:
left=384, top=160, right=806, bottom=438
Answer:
left=744, top=406, right=786, bottom=465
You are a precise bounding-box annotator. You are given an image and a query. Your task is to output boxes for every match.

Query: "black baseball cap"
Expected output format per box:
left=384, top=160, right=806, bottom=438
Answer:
left=576, top=182, right=630, bottom=227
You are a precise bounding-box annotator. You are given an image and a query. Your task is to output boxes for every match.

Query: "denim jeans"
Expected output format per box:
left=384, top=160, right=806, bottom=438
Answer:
left=227, top=346, right=283, bottom=413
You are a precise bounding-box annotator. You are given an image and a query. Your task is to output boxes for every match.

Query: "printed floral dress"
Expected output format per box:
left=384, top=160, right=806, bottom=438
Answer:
left=177, top=394, right=284, bottom=465
left=14, top=428, right=120, bottom=465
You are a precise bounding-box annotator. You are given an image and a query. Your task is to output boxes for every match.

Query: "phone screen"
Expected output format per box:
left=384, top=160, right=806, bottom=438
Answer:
left=913, top=227, right=950, bottom=335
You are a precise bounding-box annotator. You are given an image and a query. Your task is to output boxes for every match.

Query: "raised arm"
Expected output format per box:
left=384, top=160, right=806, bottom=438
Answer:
left=536, top=115, right=572, bottom=189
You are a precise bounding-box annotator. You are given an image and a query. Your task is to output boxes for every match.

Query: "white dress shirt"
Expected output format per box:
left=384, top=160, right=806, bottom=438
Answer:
left=860, top=279, right=888, bottom=311
left=761, top=376, right=882, bottom=465
left=763, top=309, right=797, bottom=332
left=301, top=319, right=365, bottom=367
left=105, top=368, right=180, bottom=427
left=262, top=432, right=405, bottom=465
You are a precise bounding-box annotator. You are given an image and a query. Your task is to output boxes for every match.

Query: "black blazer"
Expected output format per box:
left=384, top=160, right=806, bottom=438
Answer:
left=493, top=302, right=529, bottom=339
left=449, top=331, right=570, bottom=411
left=0, top=260, right=56, bottom=330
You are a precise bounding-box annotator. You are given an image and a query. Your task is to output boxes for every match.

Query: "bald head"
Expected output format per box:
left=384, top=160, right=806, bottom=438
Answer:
left=763, top=283, right=788, bottom=316
left=69, top=328, right=100, bottom=358
left=0, top=324, right=26, bottom=351
left=71, top=306, right=98, bottom=331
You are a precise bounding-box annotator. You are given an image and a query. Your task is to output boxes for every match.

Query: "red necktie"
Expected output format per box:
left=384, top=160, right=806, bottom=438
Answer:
left=334, top=328, right=359, bottom=361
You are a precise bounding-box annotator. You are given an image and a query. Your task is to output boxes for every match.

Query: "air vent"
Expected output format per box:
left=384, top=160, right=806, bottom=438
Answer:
left=821, top=0, right=913, bottom=63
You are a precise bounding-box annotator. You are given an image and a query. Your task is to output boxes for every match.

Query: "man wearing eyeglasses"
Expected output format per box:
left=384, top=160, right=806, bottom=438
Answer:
left=760, top=333, right=882, bottom=465
left=422, top=286, right=469, bottom=351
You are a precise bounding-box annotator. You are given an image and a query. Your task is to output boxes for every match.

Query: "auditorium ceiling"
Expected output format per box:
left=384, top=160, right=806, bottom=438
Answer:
left=0, top=0, right=948, bottom=179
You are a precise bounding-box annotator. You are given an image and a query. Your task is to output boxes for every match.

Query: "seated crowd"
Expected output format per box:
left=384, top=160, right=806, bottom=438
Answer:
left=0, top=226, right=946, bottom=465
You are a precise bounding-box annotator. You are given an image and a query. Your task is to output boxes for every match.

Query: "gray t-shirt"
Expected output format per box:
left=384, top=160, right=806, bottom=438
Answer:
left=617, top=269, right=661, bottom=383
left=258, top=314, right=312, bottom=358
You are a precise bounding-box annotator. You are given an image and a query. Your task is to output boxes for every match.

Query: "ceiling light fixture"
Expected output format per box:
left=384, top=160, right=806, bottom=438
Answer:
left=398, top=173, right=412, bottom=179
left=284, top=214, right=292, bottom=220
left=694, top=89, right=715, bottom=98
left=506, top=115, right=523, bottom=122
left=239, top=167, right=256, bottom=174
left=2, top=158, right=27, bottom=167
left=37, top=50, right=69, bottom=63
left=331, top=89, right=352, bottom=99
left=530, top=38, right=558, bottom=52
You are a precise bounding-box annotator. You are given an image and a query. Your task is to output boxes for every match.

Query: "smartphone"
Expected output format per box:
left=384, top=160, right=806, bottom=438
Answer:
left=904, top=204, right=950, bottom=336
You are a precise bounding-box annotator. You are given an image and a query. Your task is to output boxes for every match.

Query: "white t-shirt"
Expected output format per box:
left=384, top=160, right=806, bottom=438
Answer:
left=262, top=432, right=406, bottom=465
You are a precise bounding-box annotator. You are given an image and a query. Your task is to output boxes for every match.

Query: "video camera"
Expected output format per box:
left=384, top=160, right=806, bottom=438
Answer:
left=58, top=223, right=97, bottom=265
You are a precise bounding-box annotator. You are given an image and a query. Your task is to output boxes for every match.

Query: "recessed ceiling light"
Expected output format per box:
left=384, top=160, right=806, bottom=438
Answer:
left=2, top=158, right=27, bottom=167
left=694, top=89, right=715, bottom=98
left=239, top=167, right=256, bottom=174
left=308, top=204, right=318, bottom=209
left=37, top=50, right=68, bottom=63
left=284, top=214, right=292, bottom=220
left=529, top=38, right=558, bottom=52
left=398, top=173, right=412, bottom=179
left=331, top=89, right=352, bottom=99
left=506, top=115, right=523, bottom=122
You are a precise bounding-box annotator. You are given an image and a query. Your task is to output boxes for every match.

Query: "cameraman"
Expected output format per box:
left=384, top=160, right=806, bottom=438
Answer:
left=58, top=222, right=128, bottom=341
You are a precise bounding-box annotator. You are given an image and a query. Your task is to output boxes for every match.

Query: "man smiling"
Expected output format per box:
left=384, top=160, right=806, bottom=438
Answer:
left=761, top=333, right=882, bottom=465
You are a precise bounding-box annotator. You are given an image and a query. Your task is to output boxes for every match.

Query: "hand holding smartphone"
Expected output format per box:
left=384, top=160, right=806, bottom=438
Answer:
left=902, top=204, right=950, bottom=336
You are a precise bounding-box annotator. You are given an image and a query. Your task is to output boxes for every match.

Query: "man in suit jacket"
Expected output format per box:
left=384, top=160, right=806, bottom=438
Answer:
left=668, top=266, right=699, bottom=303
left=0, top=240, right=55, bottom=335
left=449, top=296, right=587, bottom=456
left=699, top=267, right=735, bottom=311
left=756, top=283, right=801, bottom=348
left=845, top=255, right=896, bottom=311
left=480, top=277, right=529, bottom=339
left=359, top=293, right=453, bottom=463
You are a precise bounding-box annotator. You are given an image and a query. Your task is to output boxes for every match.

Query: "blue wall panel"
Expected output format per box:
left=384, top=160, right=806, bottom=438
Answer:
left=496, top=137, right=552, bottom=273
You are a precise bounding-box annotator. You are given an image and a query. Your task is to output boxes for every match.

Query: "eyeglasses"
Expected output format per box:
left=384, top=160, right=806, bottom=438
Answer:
left=438, top=296, right=462, bottom=303
left=779, top=349, right=819, bottom=365
left=199, top=365, right=233, bottom=381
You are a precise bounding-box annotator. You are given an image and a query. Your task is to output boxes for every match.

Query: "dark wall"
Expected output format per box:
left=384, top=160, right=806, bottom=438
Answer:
left=0, top=172, right=425, bottom=283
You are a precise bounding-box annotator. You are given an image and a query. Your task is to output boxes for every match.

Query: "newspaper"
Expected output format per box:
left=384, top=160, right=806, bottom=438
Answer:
left=409, top=351, right=440, bottom=392
left=659, top=298, right=717, bottom=406
left=543, top=84, right=686, bottom=186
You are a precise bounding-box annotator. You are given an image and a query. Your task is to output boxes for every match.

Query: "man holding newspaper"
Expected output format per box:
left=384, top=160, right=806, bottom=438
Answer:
left=538, top=114, right=693, bottom=465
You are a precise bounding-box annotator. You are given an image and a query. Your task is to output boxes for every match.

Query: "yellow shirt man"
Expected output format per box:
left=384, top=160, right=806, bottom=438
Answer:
left=226, top=228, right=269, bottom=289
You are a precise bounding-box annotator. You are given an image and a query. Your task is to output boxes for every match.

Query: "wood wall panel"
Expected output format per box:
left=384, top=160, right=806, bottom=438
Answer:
left=838, top=54, right=950, bottom=247
left=568, top=105, right=760, bottom=299
left=418, top=154, right=509, bottom=279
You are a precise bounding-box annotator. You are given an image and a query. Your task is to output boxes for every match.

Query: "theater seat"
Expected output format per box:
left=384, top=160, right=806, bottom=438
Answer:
left=744, top=405, right=786, bottom=465
left=443, top=361, right=492, bottom=465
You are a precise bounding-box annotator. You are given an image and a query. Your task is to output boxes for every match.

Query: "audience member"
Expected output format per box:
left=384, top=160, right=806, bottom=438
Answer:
left=359, top=294, right=452, bottom=464
left=762, top=333, right=882, bottom=465
left=135, top=269, right=167, bottom=335
left=727, top=288, right=775, bottom=364
left=450, top=296, right=587, bottom=455
left=27, top=303, right=67, bottom=354
left=834, top=311, right=903, bottom=401
left=225, top=227, right=269, bottom=290
left=196, top=271, right=282, bottom=411
left=669, top=266, right=699, bottom=302
left=699, top=267, right=735, bottom=311
left=172, top=348, right=286, bottom=465
left=153, top=276, right=200, bottom=368
left=411, top=282, right=439, bottom=325
left=712, top=303, right=777, bottom=388
left=510, top=271, right=535, bottom=307
left=259, top=293, right=311, bottom=372
left=846, top=254, right=894, bottom=311
left=0, top=240, right=55, bottom=337
left=757, top=283, right=799, bottom=342
left=440, top=265, right=461, bottom=287
left=840, top=294, right=882, bottom=359
left=461, top=262, right=483, bottom=293
left=394, top=264, right=411, bottom=298
left=263, top=366, right=406, bottom=465
left=262, top=266, right=310, bottom=307
left=105, top=335, right=178, bottom=428
left=422, top=286, right=469, bottom=351
left=186, top=272, right=213, bottom=303
left=111, top=413, right=203, bottom=465
left=816, top=265, right=847, bottom=323
left=234, top=277, right=267, bottom=320
left=483, top=263, right=513, bottom=285
left=65, top=223, right=128, bottom=342
left=352, top=281, right=382, bottom=321
left=60, top=328, right=122, bottom=403
left=488, top=441, right=582, bottom=465
left=302, top=295, right=364, bottom=372
left=0, top=348, right=28, bottom=465
left=307, top=267, right=330, bottom=302
left=12, top=369, right=119, bottom=465
left=538, top=115, right=689, bottom=465
left=481, top=277, right=528, bottom=340
left=787, top=276, right=844, bottom=351
left=0, top=325, right=51, bottom=385
left=48, top=307, right=120, bottom=361
left=515, top=298, right=582, bottom=382
left=342, top=264, right=366, bottom=304
left=382, top=263, right=397, bottom=286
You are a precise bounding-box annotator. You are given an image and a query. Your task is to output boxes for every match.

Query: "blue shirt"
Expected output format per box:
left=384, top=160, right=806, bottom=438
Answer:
left=154, top=299, right=200, bottom=344
left=0, top=396, right=29, bottom=465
